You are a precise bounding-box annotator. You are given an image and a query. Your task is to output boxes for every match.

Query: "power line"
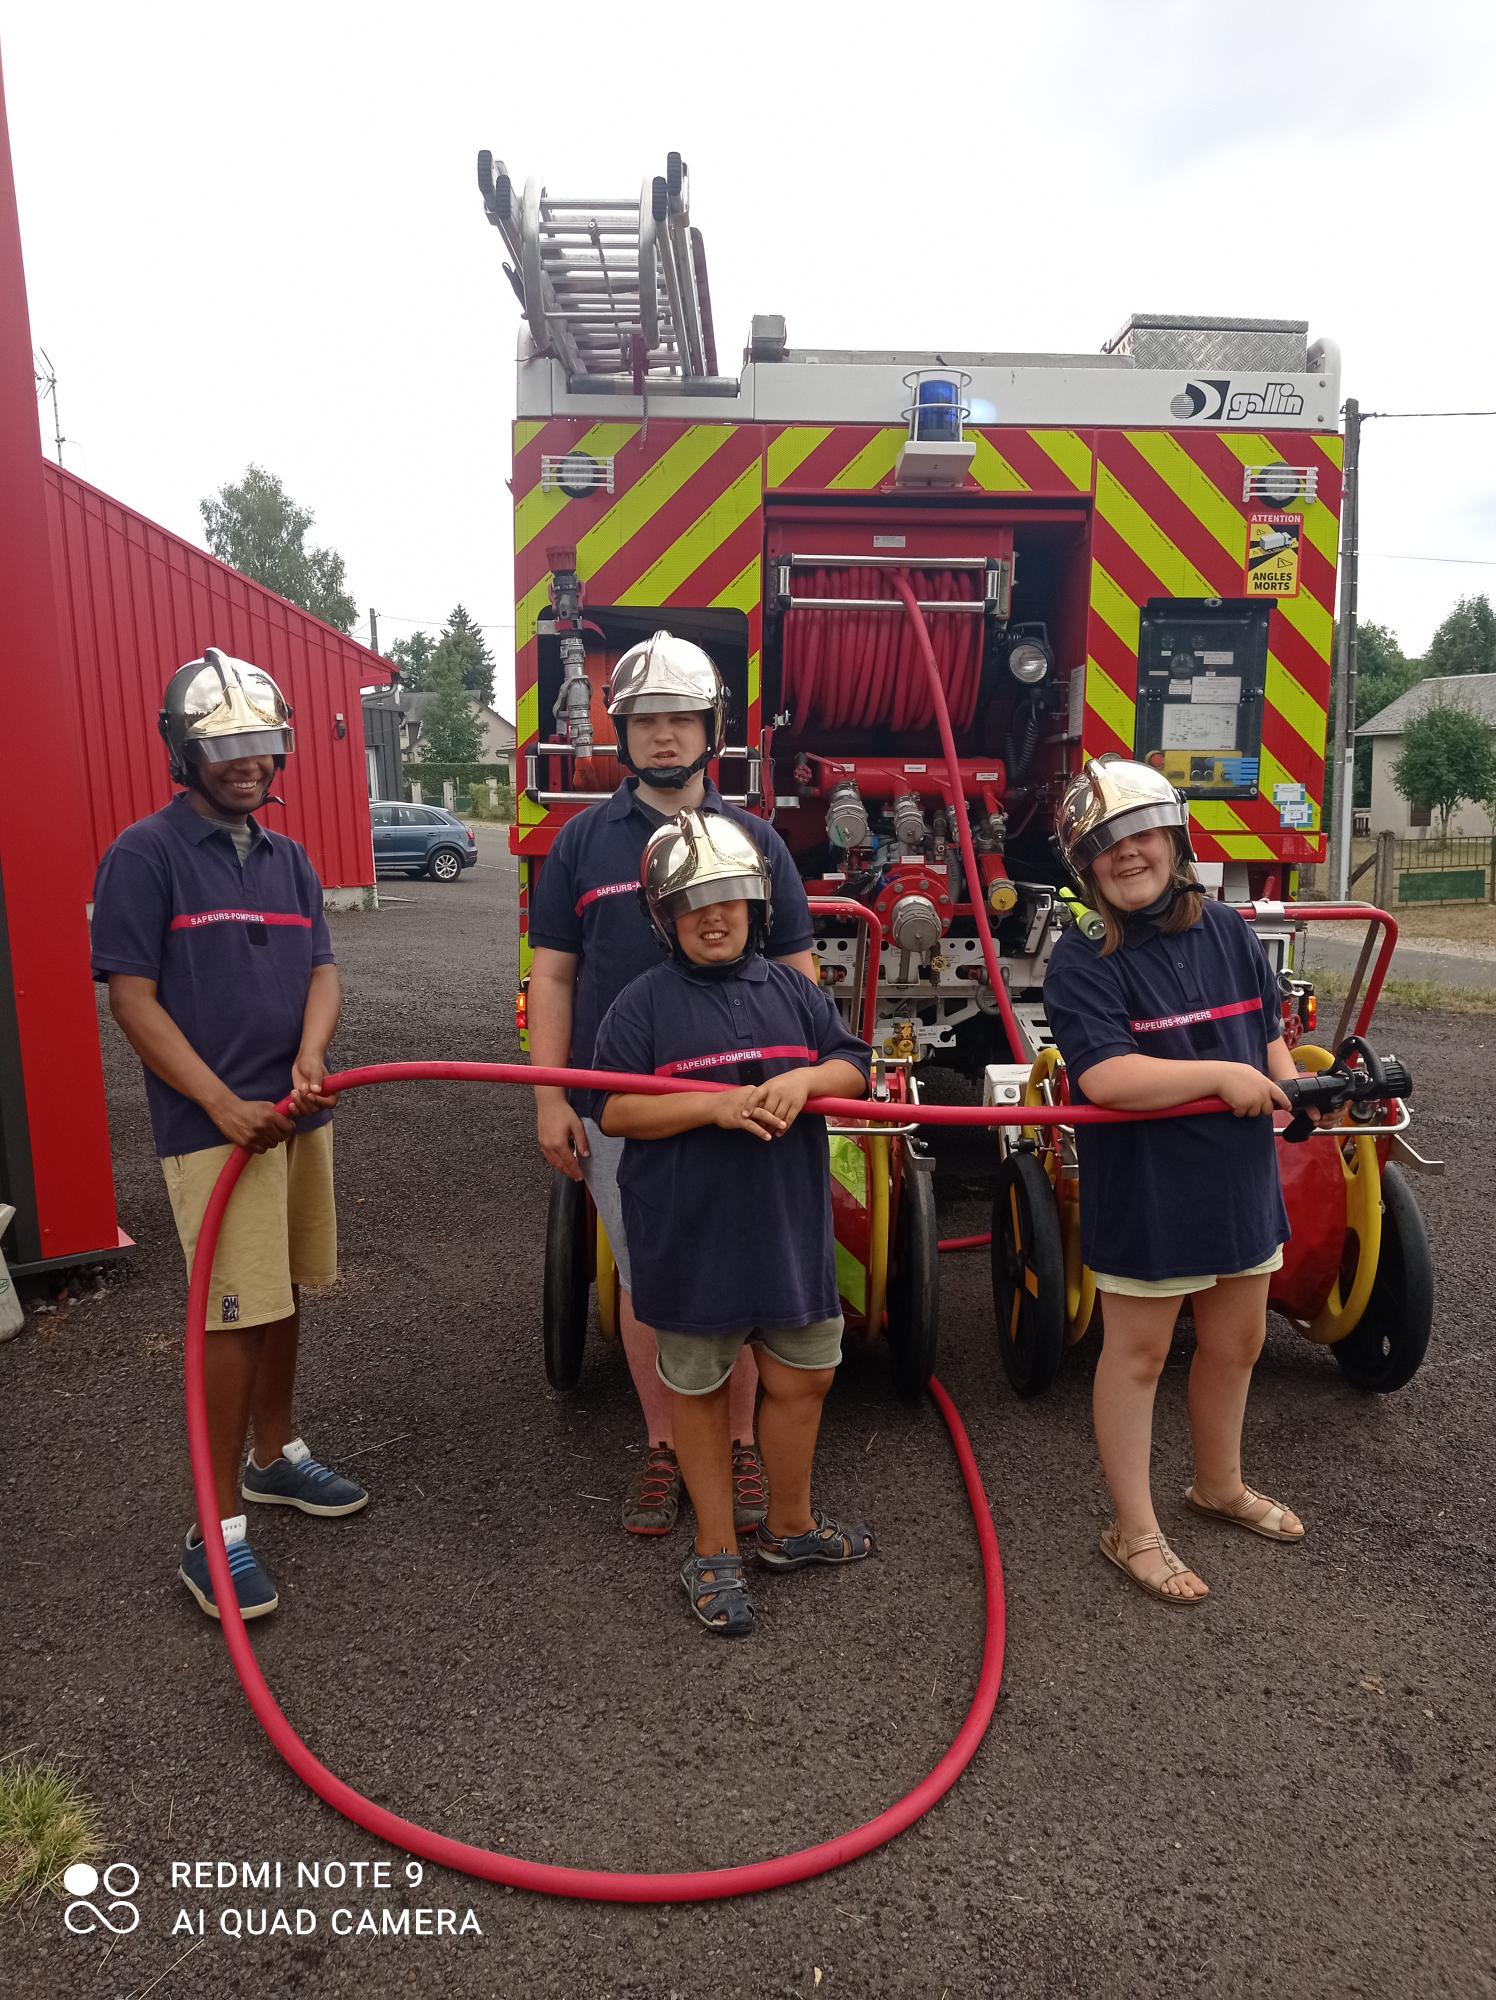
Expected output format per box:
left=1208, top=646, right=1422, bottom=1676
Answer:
left=1362, top=409, right=1496, bottom=420
left=1361, top=551, right=1496, bottom=567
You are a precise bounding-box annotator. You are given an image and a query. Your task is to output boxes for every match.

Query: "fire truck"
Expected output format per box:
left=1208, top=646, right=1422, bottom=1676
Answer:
left=479, top=151, right=1434, bottom=1402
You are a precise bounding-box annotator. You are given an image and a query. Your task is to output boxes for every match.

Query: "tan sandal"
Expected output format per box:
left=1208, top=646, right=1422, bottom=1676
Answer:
left=1184, top=1483, right=1305, bottom=1542
left=1098, top=1522, right=1208, bottom=1605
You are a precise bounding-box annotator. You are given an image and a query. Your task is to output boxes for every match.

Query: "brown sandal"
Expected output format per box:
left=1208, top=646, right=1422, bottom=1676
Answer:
left=1099, top=1522, right=1208, bottom=1605
left=1184, top=1483, right=1305, bottom=1542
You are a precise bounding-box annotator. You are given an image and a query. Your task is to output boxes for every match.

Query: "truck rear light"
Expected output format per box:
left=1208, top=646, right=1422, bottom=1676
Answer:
left=1303, top=992, right=1317, bottom=1031
left=515, top=981, right=528, bottom=1034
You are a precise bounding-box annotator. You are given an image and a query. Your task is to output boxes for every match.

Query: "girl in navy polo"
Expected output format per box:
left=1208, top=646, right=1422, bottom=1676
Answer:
left=1044, top=760, right=1307, bottom=1608
left=594, top=811, right=873, bottom=1637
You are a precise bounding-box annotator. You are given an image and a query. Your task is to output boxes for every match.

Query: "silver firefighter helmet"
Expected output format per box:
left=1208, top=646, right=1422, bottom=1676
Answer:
left=1055, top=756, right=1195, bottom=877
left=640, top=809, right=771, bottom=950
left=158, top=649, right=294, bottom=786
left=607, top=630, right=727, bottom=786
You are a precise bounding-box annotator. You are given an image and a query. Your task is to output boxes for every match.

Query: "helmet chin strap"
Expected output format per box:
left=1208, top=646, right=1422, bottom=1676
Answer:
left=618, top=716, right=714, bottom=791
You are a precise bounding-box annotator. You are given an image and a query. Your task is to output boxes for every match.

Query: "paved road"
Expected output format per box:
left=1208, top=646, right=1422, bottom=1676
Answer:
left=5, top=831, right=1494, bottom=1999
left=1299, top=919, right=1496, bottom=994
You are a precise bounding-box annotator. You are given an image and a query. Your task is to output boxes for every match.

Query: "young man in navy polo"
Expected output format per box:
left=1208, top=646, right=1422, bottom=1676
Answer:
left=91, top=651, right=367, bottom=1622
left=595, top=810, right=873, bottom=1637
left=528, top=632, right=817, bottom=1535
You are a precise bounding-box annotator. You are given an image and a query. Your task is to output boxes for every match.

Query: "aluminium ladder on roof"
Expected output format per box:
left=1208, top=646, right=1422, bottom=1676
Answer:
left=477, top=149, right=716, bottom=384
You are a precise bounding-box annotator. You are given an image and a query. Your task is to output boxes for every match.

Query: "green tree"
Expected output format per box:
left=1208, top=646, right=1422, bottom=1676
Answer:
left=420, top=656, right=482, bottom=763
left=429, top=604, right=496, bottom=710
left=1392, top=701, right=1496, bottom=838
left=1423, top=593, right=1496, bottom=679
left=386, top=631, right=439, bottom=689
left=199, top=465, right=357, bottom=632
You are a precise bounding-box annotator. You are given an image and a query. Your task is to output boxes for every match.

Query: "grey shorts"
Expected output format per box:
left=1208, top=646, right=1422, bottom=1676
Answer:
left=654, top=1315, right=845, bottom=1397
left=579, top=1117, right=632, bottom=1291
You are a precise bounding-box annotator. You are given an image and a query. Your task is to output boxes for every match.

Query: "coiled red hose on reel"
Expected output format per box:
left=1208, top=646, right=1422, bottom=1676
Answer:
left=782, top=568, right=983, bottom=731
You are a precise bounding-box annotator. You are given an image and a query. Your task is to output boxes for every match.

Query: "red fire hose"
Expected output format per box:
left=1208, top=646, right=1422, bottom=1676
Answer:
left=782, top=570, right=1028, bottom=1064
left=188, top=1063, right=1235, bottom=1900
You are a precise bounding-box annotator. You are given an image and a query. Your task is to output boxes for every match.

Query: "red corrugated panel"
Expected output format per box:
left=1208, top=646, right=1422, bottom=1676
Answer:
left=42, top=464, right=393, bottom=891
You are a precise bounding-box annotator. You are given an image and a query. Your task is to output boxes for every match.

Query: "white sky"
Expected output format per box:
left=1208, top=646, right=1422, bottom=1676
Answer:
left=5, top=0, right=1494, bottom=721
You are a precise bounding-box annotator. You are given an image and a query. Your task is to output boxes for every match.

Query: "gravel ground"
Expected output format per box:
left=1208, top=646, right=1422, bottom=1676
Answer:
left=4, top=824, right=1494, bottom=1999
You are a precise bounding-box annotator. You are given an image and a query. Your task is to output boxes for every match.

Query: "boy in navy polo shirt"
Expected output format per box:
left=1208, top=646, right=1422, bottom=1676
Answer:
left=594, top=810, right=873, bottom=1637
left=91, top=651, right=367, bottom=1623
left=1044, top=759, right=1307, bottom=1611
left=528, top=631, right=816, bottom=1538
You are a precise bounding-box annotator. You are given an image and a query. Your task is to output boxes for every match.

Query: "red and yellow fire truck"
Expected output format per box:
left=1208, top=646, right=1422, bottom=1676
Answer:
left=479, top=150, right=1433, bottom=1402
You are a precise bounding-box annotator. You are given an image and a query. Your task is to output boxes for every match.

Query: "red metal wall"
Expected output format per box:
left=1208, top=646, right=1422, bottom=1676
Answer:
left=43, top=465, right=391, bottom=893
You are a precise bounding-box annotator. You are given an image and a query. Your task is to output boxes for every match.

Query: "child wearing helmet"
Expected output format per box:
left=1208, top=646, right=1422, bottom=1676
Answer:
left=592, top=810, right=874, bottom=1636
left=1043, top=758, right=1307, bottom=1608
left=90, top=650, right=367, bottom=1624
left=527, top=631, right=818, bottom=1538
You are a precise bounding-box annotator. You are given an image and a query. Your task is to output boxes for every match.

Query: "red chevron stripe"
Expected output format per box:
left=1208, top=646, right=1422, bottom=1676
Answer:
left=980, top=428, right=1087, bottom=494
left=581, top=429, right=761, bottom=603
left=1092, top=512, right=1167, bottom=611
left=663, top=508, right=763, bottom=611
left=772, top=425, right=884, bottom=491
left=1175, top=431, right=1338, bottom=608
left=1106, top=434, right=1245, bottom=597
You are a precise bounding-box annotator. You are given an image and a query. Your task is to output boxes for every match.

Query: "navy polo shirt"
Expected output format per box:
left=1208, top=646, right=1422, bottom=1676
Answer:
left=1043, top=898, right=1289, bottom=1282
left=90, top=792, right=335, bottom=1158
left=593, top=955, right=871, bottom=1334
left=528, top=779, right=814, bottom=1114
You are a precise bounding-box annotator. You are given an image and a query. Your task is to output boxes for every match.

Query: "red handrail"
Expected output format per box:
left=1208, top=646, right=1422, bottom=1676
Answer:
left=808, top=896, right=884, bottom=1044
left=1242, top=901, right=1398, bottom=1040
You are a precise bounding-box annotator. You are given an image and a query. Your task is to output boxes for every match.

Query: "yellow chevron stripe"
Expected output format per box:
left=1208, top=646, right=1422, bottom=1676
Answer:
left=1265, top=650, right=1327, bottom=757
left=518, top=791, right=543, bottom=828
left=1213, top=433, right=1338, bottom=566
left=827, top=427, right=905, bottom=490
left=712, top=553, right=761, bottom=615
left=1125, top=430, right=1249, bottom=570
left=1189, top=800, right=1274, bottom=860
left=1274, top=583, right=1334, bottom=661
left=615, top=458, right=761, bottom=606
left=1028, top=429, right=1093, bottom=492
left=514, top=421, right=545, bottom=451
left=1319, top=433, right=1344, bottom=468
left=767, top=426, right=832, bottom=488
left=747, top=648, right=761, bottom=708
left=1095, top=464, right=1212, bottom=597
left=514, top=422, right=642, bottom=555
left=516, top=683, right=539, bottom=746
left=969, top=434, right=1030, bottom=492
left=1084, top=655, right=1136, bottom=746
left=1090, top=559, right=1141, bottom=654
left=515, top=425, right=739, bottom=641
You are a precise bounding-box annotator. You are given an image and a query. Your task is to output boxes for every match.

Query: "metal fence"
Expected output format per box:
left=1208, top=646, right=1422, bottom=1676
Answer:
left=1391, top=835, right=1494, bottom=905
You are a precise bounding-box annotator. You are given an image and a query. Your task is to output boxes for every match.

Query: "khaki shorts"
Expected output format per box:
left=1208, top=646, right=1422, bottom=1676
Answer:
left=161, top=1123, right=337, bottom=1330
left=1094, top=1245, right=1284, bottom=1300
left=655, top=1315, right=845, bottom=1397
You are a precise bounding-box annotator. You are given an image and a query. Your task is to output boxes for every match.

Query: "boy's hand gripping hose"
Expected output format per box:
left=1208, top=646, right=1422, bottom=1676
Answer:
left=186, top=1063, right=1234, bottom=1901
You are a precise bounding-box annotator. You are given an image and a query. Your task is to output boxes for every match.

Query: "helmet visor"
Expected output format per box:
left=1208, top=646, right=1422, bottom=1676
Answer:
left=1076, top=801, right=1188, bottom=872
left=189, top=729, right=295, bottom=765
left=658, top=873, right=768, bottom=918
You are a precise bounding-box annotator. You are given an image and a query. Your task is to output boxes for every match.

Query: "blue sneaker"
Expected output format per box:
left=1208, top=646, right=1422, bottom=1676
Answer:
left=180, top=1532, right=279, bottom=1620
left=241, top=1438, right=369, bottom=1518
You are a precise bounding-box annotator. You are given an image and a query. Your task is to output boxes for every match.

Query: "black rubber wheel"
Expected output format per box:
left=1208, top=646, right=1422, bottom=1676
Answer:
left=428, top=847, right=464, bottom=882
left=542, top=1171, right=590, bottom=1391
left=991, top=1149, right=1066, bottom=1397
left=886, top=1153, right=939, bottom=1402
left=1332, top=1165, right=1433, bottom=1393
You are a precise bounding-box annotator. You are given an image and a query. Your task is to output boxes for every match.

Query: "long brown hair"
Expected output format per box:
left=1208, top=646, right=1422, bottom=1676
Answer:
left=1079, top=838, right=1203, bottom=957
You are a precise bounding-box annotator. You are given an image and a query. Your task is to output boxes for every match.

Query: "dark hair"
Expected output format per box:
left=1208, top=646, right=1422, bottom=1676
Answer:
left=1080, top=836, right=1203, bottom=957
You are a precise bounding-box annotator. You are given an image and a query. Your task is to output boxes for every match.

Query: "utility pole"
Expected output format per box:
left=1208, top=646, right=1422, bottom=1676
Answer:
left=368, top=607, right=379, bottom=656
left=34, top=347, right=64, bottom=462
left=1329, top=397, right=1360, bottom=900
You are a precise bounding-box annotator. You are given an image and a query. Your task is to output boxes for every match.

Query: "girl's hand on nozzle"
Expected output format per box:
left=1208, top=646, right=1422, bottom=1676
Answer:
left=1214, top=1064, right=1292, bottom=1118
left=713, top=1084, right=783, bottom=1139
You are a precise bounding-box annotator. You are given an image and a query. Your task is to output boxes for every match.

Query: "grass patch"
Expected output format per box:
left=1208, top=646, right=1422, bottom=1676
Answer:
left=1310, top=965, right=1496, bottom=1014
left=0, top=1754, right=102, bottom=1905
